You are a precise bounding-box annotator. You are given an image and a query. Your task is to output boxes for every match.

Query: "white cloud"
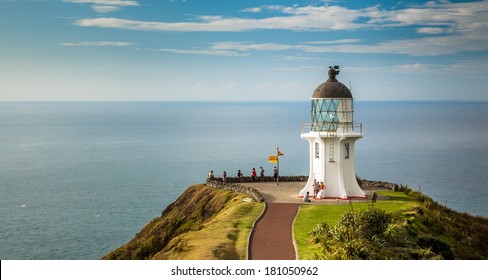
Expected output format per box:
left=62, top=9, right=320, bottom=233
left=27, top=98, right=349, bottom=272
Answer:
left=219, top=82, right=236, bottom=92
left=64, top=0, right=139, bottom=13
left=356, top=34, right=488, bottom=56
left=272, top=55, right=320, bottom=61
left=78, top=1, right=488, bottom=33
left=72, top=1, right=488, bottom=57
left=250, top=81, right=303, bottom=98
left=393, top=63, right=432, bottom=73
left=60, top=41, right=136, bottom=47
left=63, top=0, right=138, bottom=6
left=72, top=1, right=488, bottom=33
left=273, top=65, right=324, bottom=71
left=173, top=81, right=236, bottom=97
left=416, top=27, right=448, bottom=34
left=347, top=59, right=488, bottom=76
left=241, top=7, right=262, bottom=13
left=211, top=42, right=299, bottom=52
left=253, top=82, right=274, bottom=93
left=175, top=82, right=204, bottom=95
left=157, top=48, right=245, bottom=56
left=278, top=81, right=301, bottom=94
left=92, top=5, right=121, bottom=13
left=304, top=39, right=363, bottom=44
left=206, top=31, right=488, bottom=56
left=73, top=5, right=363, bottom=31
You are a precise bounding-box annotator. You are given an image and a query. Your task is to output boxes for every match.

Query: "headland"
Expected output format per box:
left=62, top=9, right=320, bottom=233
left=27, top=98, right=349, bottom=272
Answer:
left=102, top=176, right=488, bottom=260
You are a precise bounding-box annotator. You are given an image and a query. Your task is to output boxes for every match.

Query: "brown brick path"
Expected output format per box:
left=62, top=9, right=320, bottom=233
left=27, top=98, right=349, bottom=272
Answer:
left=249, top=203, right=300, bottom=260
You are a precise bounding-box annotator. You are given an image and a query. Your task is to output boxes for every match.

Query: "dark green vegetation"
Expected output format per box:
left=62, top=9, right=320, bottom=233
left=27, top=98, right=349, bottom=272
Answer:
left=308, top=185, right=488, bottom=260
left=102, top=184, right=263, bottom=260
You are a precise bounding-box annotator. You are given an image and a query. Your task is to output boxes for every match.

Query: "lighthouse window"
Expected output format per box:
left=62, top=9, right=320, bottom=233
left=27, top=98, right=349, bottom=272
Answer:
left=344, top=143, right=350, bottom=159
left=315, top=142, right=319, bottom=158
left=311, top=99, right=340, bottom=132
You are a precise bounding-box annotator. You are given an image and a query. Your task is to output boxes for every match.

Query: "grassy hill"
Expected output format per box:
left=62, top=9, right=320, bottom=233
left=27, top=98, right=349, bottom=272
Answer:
left=102, top=184, right=264, bottom=260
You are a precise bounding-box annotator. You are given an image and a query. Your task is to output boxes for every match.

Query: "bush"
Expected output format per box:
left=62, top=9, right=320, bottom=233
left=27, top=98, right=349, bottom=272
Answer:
left=310, top=207, right=392, bottom=260
left=358, top=207, right=391, bottom=240
left=417, top=236, right=455, bottom=260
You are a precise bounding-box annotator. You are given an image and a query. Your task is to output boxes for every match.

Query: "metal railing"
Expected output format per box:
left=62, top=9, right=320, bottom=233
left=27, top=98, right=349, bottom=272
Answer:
left=301, top=121, right=362, bottom=135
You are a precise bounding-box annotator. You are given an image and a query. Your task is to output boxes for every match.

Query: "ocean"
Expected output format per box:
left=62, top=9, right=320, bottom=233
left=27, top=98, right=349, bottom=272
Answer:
left=0, top=101, right=487, bottom=259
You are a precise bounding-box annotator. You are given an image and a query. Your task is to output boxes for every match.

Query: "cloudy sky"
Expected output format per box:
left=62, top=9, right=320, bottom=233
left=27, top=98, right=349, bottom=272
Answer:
left=1, top=0, right=488, bottom=101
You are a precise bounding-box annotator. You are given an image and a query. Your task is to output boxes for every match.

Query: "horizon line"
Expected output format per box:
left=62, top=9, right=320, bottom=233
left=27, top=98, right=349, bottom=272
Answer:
left=1, top=99, right=487, bottom=103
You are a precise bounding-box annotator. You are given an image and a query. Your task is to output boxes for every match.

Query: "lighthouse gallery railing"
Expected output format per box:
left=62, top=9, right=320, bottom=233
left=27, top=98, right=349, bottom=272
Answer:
left=301, top=121, right=363, bottom=135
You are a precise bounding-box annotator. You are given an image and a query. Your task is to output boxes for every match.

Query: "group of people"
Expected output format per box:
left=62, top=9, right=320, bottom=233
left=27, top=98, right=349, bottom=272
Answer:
left=303, top=179, right=327, bottom=202
left=207, top=166, right=279, bottom=184
left=208, top=170, right=230, bottom=184
left=313, top=179, right=327, bottom=199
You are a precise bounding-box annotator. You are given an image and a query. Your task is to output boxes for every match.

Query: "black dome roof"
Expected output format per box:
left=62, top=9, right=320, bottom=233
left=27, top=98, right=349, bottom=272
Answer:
left=312, top=67, right=352, bottom=99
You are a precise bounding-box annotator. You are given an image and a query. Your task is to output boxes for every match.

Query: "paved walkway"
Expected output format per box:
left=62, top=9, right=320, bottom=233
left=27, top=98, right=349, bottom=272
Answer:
left=249, top=203, right=300, bottom=260
left=245, top=182, right=377, bottom=260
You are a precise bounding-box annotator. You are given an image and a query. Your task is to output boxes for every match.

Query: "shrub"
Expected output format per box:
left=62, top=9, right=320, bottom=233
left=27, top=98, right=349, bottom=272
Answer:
left=417, top=236, right=455, bottom=260
left=310, top=208, right=392, bottom=260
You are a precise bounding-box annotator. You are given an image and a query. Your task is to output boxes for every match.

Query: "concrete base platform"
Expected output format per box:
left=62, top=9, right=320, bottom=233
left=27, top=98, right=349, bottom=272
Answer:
left=241, top=182, right=379, bottom=204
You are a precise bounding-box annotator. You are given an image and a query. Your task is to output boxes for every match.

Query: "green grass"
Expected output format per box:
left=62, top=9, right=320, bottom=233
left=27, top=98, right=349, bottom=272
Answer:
left=103, top=185, right=264, bottom=260
left=156, top=195, right=264, bottom=260
left=294, top=190, right=419, bottom=259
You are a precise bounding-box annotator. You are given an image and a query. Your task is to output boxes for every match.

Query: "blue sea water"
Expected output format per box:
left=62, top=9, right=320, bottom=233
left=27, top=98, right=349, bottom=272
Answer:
left=0, top=101, right=487, bottom=260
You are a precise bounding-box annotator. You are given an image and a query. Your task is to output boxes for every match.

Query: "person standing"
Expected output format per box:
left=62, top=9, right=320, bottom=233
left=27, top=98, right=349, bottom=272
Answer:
left=237, top=170, right=243, bottom=182
left=208, top=170, right=214, bottom=179
left=259, top=167, right=265, bottom=182
left=317, top=181, right=326, bottom=199
left=251, top=168, right=257, bottom=182
left=313, top=179, right=320, bottom=197
left=222, top=171, right=227, bottom=184
left=273, top=166, right=278, bottom=182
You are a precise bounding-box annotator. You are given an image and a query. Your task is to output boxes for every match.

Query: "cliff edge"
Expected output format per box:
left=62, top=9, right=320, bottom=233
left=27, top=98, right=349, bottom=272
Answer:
left=102, top=184, right=264, bottom=260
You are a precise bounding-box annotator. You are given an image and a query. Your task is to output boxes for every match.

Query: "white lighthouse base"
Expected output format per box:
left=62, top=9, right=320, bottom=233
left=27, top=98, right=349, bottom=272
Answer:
left=298, top=132, right=366, bottom=200
left=299, top=175, right=366, bottom=200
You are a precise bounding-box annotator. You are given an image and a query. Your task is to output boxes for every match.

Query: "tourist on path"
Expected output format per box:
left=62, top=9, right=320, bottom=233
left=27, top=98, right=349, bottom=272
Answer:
left=260, top=167, right=265, bottom=182
left=251, top=168, right=257, bottom=182
left=208, top=170, right=214, bottom=179
left=304, top=191, right=311, bottom=202
left=273, top=166, right=278, bottom=182
left=222, top=171, right=227, bottom=184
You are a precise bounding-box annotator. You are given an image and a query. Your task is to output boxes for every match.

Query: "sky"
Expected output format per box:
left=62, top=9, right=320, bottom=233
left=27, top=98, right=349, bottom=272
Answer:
left=1, top=0, right=488, bottom=101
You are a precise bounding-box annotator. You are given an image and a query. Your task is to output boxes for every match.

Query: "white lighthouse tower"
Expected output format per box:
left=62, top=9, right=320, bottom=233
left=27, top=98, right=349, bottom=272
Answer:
left=299, top=66, right=366, bottom=199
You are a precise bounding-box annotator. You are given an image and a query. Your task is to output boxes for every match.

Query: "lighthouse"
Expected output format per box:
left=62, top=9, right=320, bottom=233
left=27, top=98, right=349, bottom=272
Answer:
left=299, top=66, right=366, bottom=199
